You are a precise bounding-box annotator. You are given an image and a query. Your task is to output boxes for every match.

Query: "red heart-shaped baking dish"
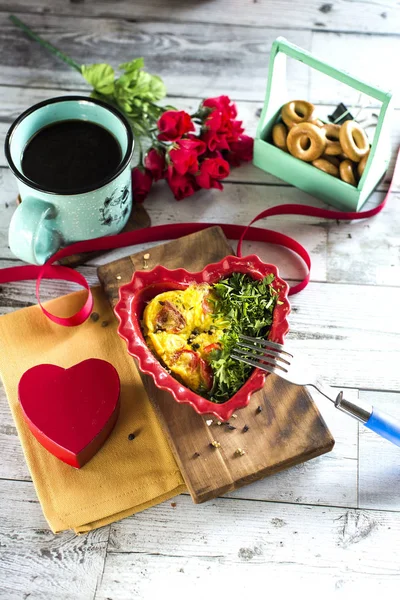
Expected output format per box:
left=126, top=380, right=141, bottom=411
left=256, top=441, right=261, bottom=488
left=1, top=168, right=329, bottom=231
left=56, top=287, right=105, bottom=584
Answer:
left=115, top=255, right=290, bottom=421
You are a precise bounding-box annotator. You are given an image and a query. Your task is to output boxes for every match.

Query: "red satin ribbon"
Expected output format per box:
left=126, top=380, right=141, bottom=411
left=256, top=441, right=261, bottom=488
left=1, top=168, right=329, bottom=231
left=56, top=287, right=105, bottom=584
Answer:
left=0, top=148, right=398, bottom=327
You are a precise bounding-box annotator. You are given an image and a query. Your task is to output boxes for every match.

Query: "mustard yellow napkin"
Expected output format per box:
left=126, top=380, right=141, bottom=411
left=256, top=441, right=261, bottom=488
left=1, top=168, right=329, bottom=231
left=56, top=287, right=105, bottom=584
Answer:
left=0, top=286, right=185, bottom=534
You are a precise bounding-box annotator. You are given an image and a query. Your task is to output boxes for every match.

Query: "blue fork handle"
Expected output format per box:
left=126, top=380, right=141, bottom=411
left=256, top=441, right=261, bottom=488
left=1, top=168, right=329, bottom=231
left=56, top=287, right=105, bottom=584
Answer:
left=364, top=408, right=400, bottom=447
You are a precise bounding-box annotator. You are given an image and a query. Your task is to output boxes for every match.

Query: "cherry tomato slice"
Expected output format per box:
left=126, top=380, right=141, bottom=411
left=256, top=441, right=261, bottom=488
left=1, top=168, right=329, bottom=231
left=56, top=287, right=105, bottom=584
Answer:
left=201, top=292, right=214, bottom=314
left=203, top=342, right=222, bottom=356
left=172, top=349, right=199, bottom=372
left=199, top=358, right=213, bottom=391
left=155, top=300, right=186, bottom=333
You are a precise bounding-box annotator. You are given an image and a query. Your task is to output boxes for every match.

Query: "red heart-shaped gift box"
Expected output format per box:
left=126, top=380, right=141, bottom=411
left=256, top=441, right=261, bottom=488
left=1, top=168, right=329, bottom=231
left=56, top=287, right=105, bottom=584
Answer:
left=18, top=358, right=120, bottom=468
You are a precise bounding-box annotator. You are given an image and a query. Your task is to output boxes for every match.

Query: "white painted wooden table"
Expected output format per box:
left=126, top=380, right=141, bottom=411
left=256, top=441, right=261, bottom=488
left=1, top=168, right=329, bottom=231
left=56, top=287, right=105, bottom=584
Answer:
left=1, top=2, right=400, bottom=598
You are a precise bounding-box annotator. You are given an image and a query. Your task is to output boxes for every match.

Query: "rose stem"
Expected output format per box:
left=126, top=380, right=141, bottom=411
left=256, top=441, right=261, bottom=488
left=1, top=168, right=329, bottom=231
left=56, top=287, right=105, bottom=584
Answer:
left=9, top=14, right=82, bottom=73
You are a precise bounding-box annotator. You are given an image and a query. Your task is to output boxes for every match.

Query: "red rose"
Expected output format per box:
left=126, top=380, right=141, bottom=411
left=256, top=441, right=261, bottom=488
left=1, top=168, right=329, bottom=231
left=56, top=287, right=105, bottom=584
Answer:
left=166, top=166, right=199, bottom=201
left=201, top=106, right=243, bottom=151
left=144, top=147, right=166, bottom=181
left=180, top=136, right=207, bottom=156
left=204, top=109, right=222, bottom=132
left=196, top=156, right=230, bottom=190
left=203, top=95, right=237, bottom=120
left=169, top=143, right=199, bottom=175
left=157, top=110, right=195, bottom=142
left=224, top=119, right=245, bottom=143
left=169, top=137, right=207, bottom=176
left=226, top=135, right=254, bottom=166
left=201, top=129, right=230, bottom=152
left=131, top=166, right=153, bottom=203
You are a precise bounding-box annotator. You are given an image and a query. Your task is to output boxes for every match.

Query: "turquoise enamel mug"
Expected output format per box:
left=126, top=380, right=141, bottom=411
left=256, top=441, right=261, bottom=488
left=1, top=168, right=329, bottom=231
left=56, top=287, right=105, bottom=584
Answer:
left=5, top=96, right=134, bottom=265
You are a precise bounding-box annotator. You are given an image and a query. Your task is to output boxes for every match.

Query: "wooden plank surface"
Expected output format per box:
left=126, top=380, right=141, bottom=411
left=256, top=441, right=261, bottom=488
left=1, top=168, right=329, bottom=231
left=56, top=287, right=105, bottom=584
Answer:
left=0, top=13, right=398, bottom=109
left=0, top=14, right=311, bottom=100
left=358, top=390, right=400, bottom=511
left=0, top=480, right=109, bottom=600
left=98, top=495, right=400, bottom=599
left=98, top=226, right=334, bottom=503
left=2, top=0, right=400, bottom=35
left=1, top=2, right=400, bottom=597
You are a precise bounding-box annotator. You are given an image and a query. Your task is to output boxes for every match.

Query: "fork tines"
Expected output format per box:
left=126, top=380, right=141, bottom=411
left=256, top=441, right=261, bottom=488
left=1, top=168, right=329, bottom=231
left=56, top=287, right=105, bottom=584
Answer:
left=231, top=334, right=292, bottom=375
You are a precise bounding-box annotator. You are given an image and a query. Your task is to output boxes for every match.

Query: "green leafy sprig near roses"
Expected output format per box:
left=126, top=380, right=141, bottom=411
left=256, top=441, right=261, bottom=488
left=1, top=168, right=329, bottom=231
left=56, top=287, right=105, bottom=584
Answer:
left=10, top=14, right=253, bottom=203
left=81, top=59, right=173, bottom=156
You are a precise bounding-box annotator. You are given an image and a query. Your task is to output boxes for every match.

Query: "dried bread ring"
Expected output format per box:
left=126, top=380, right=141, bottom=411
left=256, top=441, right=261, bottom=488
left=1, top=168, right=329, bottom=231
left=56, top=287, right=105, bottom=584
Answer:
left=287, top=122, right=326, bottom=162
left=281, top=100, right=316, bottom=129
left=312, top=158, right=339, bottom=177
left=357, top=151, right=370, bottom=177
left=322, top=123, right=342, bottom=156
left=340, top=159, right=357, bottom=186
left=339, top=120, right=369, bottom=162
left=299, top=135, right=310, bottom=149
left=272, top=122, right=288, bottom=151
left=321, top=154, right=340, bottom=168
left=311, top=118, right=324, bottom=128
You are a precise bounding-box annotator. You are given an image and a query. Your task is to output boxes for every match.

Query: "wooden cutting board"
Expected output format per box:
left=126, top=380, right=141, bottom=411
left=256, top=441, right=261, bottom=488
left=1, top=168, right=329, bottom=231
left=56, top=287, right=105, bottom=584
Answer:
left=98, top=226, right=334, bottom=503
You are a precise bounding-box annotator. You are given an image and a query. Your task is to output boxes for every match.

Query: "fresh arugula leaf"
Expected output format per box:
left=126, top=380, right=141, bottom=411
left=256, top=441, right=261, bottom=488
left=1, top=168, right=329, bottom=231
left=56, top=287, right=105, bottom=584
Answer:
left=81, top=63, right=115, bottom=95
left=207, top=273, right=278, bottom=403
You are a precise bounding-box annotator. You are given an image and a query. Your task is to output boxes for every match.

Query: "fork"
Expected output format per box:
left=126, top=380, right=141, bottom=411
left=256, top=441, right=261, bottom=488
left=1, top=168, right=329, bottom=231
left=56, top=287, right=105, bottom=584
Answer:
left=232, top=334, right=400, bottom=447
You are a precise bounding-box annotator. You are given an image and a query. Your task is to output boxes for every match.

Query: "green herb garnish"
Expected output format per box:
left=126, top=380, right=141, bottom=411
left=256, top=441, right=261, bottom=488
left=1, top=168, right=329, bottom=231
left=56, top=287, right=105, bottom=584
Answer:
left=207, top=272, right=277, bottom=403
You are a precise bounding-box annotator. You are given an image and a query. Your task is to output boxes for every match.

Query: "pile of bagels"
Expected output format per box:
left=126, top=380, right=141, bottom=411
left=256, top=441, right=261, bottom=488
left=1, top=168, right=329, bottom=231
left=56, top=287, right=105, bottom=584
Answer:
left=272, top=100, right=370, bottom=186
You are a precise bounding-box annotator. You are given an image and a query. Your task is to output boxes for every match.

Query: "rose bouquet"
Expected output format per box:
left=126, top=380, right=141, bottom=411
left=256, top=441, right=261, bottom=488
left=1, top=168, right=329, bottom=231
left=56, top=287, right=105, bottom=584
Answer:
left=10, top=15, right=254, bottom=203
left=134, top=97, right=253, bottom=202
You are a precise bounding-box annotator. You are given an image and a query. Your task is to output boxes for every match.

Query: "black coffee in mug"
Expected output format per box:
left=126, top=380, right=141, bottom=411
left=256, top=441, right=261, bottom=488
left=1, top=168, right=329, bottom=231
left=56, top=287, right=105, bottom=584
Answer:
left=21, top=119, right=122, bottom=193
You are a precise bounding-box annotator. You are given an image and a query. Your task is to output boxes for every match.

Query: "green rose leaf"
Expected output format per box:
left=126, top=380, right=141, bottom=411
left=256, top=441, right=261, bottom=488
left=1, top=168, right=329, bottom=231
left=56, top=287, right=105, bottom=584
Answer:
left=148, top=75, right=166, bottom=101
left=81, top=63, right=115, bottom=95
left=119, top=58, right=145, bottom=73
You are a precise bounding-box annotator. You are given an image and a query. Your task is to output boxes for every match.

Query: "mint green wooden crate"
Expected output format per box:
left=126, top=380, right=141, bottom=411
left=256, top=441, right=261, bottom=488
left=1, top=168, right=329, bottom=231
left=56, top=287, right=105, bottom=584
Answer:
left=253, top=37, right=393, bottom=211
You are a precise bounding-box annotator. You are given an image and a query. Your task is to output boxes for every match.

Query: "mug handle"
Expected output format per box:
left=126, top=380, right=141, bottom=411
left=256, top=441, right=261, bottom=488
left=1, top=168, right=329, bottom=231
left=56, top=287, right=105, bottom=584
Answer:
left=8, top=197, right=62, bottom=265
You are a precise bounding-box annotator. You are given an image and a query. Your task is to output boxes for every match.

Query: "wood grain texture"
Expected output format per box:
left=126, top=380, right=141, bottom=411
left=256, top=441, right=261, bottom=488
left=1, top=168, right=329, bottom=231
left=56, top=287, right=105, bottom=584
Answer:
left=228, top=387, right=359, bottom=508
left=0, top=14, right=311, bottom=100
left=98, top=226, right=334, bottom=503
left=1, top=13, right=399, bottom=108
left=0, top=259, right=99, bottom=315
left=358, top=390, right=400, bottom=511
left=287, top=281, right=400, bottom=391
left=97, top=495, right=400, bottom=599
left=0, top=481, right=109, bottom=600
left=0, top=385, right=30, bottom=481
left=3, top=0, right=400, bottom=35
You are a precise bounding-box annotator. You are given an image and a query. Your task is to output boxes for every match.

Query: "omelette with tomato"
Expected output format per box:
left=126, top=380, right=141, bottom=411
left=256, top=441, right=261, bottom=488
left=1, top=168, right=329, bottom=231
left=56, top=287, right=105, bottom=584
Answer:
left=143, top=284, right=226, bottom=394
